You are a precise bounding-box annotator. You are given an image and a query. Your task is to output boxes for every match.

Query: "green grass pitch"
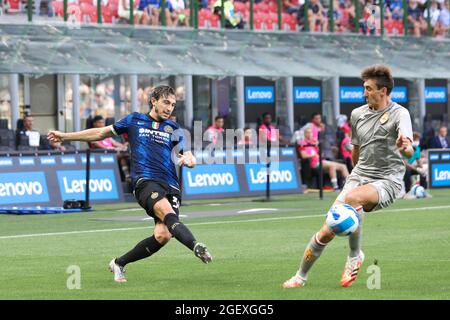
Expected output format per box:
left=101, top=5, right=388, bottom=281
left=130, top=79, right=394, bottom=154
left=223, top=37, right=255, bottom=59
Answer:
left=1, top=189, right=449, bottom=300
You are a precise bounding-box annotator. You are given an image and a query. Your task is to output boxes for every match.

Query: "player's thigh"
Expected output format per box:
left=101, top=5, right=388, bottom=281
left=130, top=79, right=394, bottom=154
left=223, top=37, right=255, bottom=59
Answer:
left=153, top=193, right=181, bottom=221
left=343, top=184, right=379, bottom=212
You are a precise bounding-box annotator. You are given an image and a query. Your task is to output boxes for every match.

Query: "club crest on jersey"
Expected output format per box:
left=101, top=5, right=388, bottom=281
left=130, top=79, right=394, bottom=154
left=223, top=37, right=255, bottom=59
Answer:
left=152, top=122, right=160, bottom=130
left=380, top=112, right=389, bottom=124
left=164, top=125, right=174, bottom=133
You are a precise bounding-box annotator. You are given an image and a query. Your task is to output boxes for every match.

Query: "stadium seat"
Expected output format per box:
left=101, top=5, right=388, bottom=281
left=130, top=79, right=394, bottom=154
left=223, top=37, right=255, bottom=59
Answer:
left=199, top=8, right=212, bottom=20
left=102, top=5, right=115, bottom=23
left=234, top=1, right=246, bottom=14
left=268, top=1, right=278, bottom=14
left=255, top=2, right=269, bottom=13
left=0, top=119, right=8, bottom=129
left=209, top=14, right=219, bottom=28
left=67, top=4, right=82, bottom=22
left=6, top=0, right=22, bottom=13
left=80, top=3, right=98, bottom=23
left=52, top=1, right=64, bottom=17
left=0, top=129, right=15, bottom=150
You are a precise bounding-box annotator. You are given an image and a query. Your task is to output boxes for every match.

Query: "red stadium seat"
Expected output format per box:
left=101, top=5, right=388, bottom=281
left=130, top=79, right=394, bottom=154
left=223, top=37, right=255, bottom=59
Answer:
left=198, top=16, right=207, bottom=28
left=67, top=4, right=82, bottom=22
left=267, top=1, right=278, bottom=14
left=199, top=8, right=213, bottom=19
left=209, top=15, right=219, bottom=28
left=6, top=0, right=22, bottom=13
left=79, top=0, right=94, bottom=4
left=52, top=1, right=64, bottom=17
left=80, top=3, right=97, bottom=23
left=255, top=2, right=269, bottom=13
left=393, top=20, right=404, bottom=36
left=102, top=5, right=115, bottom=23
left=234, top=1, right=246, bottom=14
left=254, top=18, right=263, bottom=30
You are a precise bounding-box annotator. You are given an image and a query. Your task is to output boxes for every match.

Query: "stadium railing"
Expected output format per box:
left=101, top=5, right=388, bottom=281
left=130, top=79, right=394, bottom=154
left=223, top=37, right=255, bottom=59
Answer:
left=1, top=0, right=447, bottom=38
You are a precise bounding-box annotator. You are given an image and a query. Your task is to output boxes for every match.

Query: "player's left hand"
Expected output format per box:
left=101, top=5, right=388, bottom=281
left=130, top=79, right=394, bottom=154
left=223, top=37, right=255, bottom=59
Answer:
left=178, top=152, right=196, bottom=168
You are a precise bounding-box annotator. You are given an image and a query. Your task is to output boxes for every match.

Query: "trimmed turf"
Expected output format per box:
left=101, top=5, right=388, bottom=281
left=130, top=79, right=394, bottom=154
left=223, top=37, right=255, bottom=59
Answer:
left=1, top=190, right=449, bottom=299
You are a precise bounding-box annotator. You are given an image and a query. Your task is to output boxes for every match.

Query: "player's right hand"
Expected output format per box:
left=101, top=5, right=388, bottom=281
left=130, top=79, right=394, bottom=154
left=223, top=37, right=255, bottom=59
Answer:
left=47, top=130, right=64, bottom=143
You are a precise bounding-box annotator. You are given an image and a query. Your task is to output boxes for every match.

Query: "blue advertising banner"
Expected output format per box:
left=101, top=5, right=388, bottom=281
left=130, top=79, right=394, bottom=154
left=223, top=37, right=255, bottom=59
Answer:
left=425, top=87, right=447, bottom=103
left=428, top=149, right=450, bottom=188
left=182, top=164, right=240, bottom=195
left=0, top=171, right=50, bottom=205
left=245, top=86, right=275, bottom=103
left=391, top=86, right=408, bottom=103
left=294, top=86, right=321, bottom=103
left=57, top=169, right=120, bottom=200
left=245, top=161, right=299, bottom=191
left=182, top=148, right=303, bottom=200
left=340, top=86, right=364, bottom=103
left=0, top=150, right=124, bottom=207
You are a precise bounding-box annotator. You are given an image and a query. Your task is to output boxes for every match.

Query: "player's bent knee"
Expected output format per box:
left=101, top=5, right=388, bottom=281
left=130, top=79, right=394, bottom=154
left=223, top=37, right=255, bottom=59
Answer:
left=344, top=192, right=364, bottom=207
left=154, top=231, right=172, bottom=244
left=318, top=225, right=335, bottom=243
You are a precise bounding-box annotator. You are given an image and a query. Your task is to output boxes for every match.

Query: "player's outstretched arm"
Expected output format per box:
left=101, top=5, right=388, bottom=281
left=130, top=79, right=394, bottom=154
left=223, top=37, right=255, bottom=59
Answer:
left=47, top=126, right=115, bottom=143
left=178, top=151, right=196, bottom=168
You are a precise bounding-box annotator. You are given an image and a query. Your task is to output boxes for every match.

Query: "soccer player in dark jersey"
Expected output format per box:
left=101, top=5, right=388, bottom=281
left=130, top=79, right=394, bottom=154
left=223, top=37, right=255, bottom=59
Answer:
left=47, top=85, right=212, bottom=283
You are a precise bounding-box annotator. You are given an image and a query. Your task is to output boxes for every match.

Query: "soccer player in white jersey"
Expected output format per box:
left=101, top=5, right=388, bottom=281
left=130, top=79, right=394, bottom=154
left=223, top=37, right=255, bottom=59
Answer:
left=283, top=64, right=414, bottom=288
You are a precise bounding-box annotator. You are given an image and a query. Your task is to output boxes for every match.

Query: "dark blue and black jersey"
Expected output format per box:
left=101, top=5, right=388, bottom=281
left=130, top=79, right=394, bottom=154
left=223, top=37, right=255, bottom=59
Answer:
left=111, top=112, right=185, bottom=190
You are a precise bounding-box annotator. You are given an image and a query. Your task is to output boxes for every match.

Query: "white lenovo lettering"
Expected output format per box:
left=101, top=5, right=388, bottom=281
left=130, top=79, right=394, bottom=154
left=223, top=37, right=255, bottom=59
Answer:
left=434, top=169, right=450, bottom=181
left=249, top=168, right=293, bottom=184
left=0, top=181, right=43, bottom=197
left=187, top=172, right=234, bottom=187
left=63, top=177, right=113, bottom=193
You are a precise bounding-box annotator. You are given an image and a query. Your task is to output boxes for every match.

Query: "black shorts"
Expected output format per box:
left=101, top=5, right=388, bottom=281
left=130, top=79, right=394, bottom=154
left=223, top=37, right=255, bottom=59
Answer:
left=133, top=179, right=181, bottom=223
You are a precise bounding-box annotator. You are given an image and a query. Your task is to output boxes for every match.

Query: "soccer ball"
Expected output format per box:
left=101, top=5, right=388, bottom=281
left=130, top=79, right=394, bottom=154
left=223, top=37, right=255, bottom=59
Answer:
left=326, top=204, right=360, bottom=236
left=411, top=185, right=426, bottom=198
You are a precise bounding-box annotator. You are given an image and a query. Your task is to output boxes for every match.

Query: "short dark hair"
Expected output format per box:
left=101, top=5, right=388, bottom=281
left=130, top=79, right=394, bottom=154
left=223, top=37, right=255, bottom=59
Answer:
left=215, top=115, right=224, bottom=121
left=311, top=112, right=321, bottom=120
left=361, top=64, right=394, bottom=95
left=262, top=112, right=272, bottom=119
left=93, top=115, right=104, bottom=123
left=149, top=85, right=176, bottom=108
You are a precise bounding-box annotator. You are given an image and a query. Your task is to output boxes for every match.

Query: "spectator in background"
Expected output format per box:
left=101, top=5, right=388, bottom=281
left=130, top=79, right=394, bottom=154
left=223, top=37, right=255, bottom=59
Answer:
left=139, top=0, right=163, bottom=25
left=338, top=121, right=353, bottom=172
left=423, top=0, right=441, bottom=29
left=258, top=112, right=280, bottom=144
left=408, top=0, right=428, bottom=37
left=403, top=132, right=427, bottom=193
left=388, top=0, right=404, bottom=21
left=237, top=127, right=255, bottom=146
left=90, top=115, right=131, bottom=181
left=429, top=126, right=449, bottom=149
left=119, top=0, right=145, bottom=24
left=434, top=0, right=449, bottom=37
left=283, top=0, right=300, bottom=15
left=16, top=115, right=41, bottom=149
left=291, top=112, right=325, bottom=145
left=213, top=0, right=245, bottom=29
left=169, top=114, right=178, bottom=122
left=169, top=0, right=189, bottom=27
left=205, top=115, right=225, bottom=145
left=308, top=0, right=328, bottom=32
left=298, top=127, right=349, bottom=191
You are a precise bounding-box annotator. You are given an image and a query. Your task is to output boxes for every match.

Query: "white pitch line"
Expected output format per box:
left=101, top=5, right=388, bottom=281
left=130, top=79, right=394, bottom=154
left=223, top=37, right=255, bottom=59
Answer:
left=1, top=204, right=449, bottom=241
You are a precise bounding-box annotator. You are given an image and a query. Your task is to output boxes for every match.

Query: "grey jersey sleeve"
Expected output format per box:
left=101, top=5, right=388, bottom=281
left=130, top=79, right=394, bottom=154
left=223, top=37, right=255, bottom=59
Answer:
left=350, top=110, right=360, bottom=145
left=396, top=108, right=413, bottom=141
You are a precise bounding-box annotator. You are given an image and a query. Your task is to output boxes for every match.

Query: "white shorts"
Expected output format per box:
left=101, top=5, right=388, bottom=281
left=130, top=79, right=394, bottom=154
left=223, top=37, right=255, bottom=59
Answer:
left=336, top=174, right=403, bottom=212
